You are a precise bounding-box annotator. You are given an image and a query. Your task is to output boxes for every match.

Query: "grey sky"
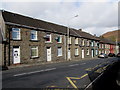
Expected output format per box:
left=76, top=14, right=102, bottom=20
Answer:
left=0, top=0, right=119, bottom=36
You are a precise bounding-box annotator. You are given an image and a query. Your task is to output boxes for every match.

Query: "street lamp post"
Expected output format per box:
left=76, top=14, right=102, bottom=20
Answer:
left=67, top=15, right=78, bottom=61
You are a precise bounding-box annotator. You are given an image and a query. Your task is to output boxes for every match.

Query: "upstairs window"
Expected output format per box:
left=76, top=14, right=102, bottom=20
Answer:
left=46, top=33, right=52, bottom=42
left=91, top=41, right=94, bottom=47
left=87, top=40, right=90, bottom=46
left=57, top=35, right=62, bottom=43
left=68, top=37, right=72, bottom=44
left=31, top=30, right=37, bottom=40
left=82, top=39, right=85, bottom=46
left=96, top=42, right=98, bottom=46
left=75, top=38, right=78, bottom=45
left=12, top=28, right=21, bottom=40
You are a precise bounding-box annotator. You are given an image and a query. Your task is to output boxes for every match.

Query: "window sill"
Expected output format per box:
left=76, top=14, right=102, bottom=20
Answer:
left=75, top=44, right=79, bottom=45
left=12, top=39, right=22, bottom=41
left=30, top=56, right=39, bottom=59
left=57, top=55, right=62, bottom=57
left=75, top=55, right=79, bottom=57
left=57, top=42, right=62, bottom=44
left=45, top=42, right=52, bottom=44
left=30, top=40, right=39, bottom=42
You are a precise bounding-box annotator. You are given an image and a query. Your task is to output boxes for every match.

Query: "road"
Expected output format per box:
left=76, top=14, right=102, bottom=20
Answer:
left=2, top=57, right=120, bottom=89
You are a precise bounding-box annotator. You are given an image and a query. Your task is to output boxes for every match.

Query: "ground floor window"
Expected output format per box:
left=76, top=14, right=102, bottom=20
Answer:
left=96, top=49, right=98, bottom=55
left=75, top=48, right=79, bottom=56
left=31, top=46, right=38, bottom=58
left=57, top=47, right=62, bottom=56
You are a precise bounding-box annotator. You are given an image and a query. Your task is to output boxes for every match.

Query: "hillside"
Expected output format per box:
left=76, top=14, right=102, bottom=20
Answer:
left=101, top=30, right=120, bottom=43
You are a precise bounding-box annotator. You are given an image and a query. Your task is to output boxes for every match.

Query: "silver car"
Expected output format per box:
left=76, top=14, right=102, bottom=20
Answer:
left=98, top=53, right=108, bottom=58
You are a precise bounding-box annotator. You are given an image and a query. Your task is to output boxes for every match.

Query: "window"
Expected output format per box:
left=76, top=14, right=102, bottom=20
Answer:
left=57, top=47, right=62, bottom=56
left=12, top=28, right=21, bottom=40
left=82, top=39, right=85, bottom=46
left=68, top=37, right=72, bottom=44
left=31, top=30, right=37, bottom=40
left=87, top=40, right=89, bottom=46
left=57, top=35, right=62, bottom=43
left=95, top=42, right=98, bottom=46
left=96, top=49, right=98, bottom=55
left=75, top=38, right=78, bottom=44
left=91, top=41, right=94, bottom=47
left=31, top=46, right=38, bottom=58
left=75, top=48, right=79, bottom=56
left=46, top=33, right=52, bottom=42
left=87, top=49, right=89, bottom=55
left=102, top=44, right=104, bottom=48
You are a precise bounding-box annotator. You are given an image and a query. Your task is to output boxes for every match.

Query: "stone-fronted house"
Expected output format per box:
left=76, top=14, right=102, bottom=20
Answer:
left=0, top=10, right=118, bottom=68
left=99, top=37, right=117, bottom=55
left=74, top=30, right=100, bottom=59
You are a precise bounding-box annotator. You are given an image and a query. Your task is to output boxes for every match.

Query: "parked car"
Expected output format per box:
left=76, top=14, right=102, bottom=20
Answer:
left=117, top=53, right=120, bottom=57
left=98, top=53, right=108, bottom=58
left=108, top=53, right=115, bottom=57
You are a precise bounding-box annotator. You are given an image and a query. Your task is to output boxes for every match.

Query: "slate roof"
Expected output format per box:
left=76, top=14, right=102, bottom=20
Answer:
left=1, top=10, right=114, bottom=43
left=73, top=29, right=100, bottom=41
left=99, top=37, right=116, bottom=45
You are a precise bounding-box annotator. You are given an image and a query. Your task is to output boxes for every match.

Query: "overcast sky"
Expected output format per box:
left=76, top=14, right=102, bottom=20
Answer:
left=0, top=0, right=119, bottom=36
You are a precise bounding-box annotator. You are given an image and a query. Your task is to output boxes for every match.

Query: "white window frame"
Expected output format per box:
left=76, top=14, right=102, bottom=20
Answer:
left=82, top=39, right=85, bottom=46
left=87, top=40, right=89, bottom=46
left=57, top=47, right=62, bottom=56
left=91, top=41, right=94, bottom=47
left=68, top=37, right=72, bottom=44
left=75, top=48, right=79, bottom=56
left=87, top=49, right=89, bottom=55
left=95, top=42, right=98, bottom=46
left=46, top=33, right=52, bottom=43
left=75, top=38, right=78, bottom=45
left=31, top=46, right=38, bottom=58
left=12, top=28, right=21, bottom=40
left=31, top=30, right=38, bottom=40
left=96, top=49, right=98, bottom=55
left=57, top=35, right=62, bottom=43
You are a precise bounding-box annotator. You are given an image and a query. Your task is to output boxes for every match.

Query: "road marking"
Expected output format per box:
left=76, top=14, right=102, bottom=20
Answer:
left=69, top=64, right=79, bottom=67
left=66, top=73, right=88, bottom=89
left=80, top=63, right=86, bottom=65
left=66, top=77, right=78, bottom=89
left=14, top=68, right=56, bottom=77
left=84, top=73, right=103, bottom=90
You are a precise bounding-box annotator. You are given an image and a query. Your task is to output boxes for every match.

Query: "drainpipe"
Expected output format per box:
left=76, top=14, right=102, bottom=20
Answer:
left=8, top=27, right=10, bottom=66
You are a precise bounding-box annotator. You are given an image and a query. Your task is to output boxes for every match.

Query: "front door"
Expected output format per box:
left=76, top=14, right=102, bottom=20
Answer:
left=82, top=49, right=84, bottom=59
left=47, top=47, right=51, bottom=61
left=13, top=46, right=20, bottom=64
left=68, top=49, right=71, bottom=60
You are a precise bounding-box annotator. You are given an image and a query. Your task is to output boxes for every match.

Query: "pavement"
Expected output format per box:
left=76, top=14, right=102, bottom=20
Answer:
left=2, top=57, right=120, bottom=90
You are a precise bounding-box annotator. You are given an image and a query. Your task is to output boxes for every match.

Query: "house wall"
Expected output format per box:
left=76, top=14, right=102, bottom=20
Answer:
left=4, top=25, right=99, bottom=66
left=0, top=44, right=2, bottom=66
left=5, top=25, right=66, bottom=65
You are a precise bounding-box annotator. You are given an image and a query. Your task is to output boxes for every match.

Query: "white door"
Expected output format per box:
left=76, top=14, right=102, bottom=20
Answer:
left=47, top=47, right=51, bottom=61
left=13, top=47, right=20, bottom=64
left=82, top=49, right=84, bottom=59
left=92, top=50, right=94, bottom=58
left=68, top=49, right=71, bottom=60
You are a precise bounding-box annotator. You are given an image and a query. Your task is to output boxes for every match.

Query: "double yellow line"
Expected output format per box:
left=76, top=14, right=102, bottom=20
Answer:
left=66, top=74, right=88, bottom=89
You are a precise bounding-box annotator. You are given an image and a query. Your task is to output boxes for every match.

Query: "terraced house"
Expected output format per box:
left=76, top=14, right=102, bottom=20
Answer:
left=0, top=10, right=116, bottom=68
left=99, top=37, right=117, bottom=55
